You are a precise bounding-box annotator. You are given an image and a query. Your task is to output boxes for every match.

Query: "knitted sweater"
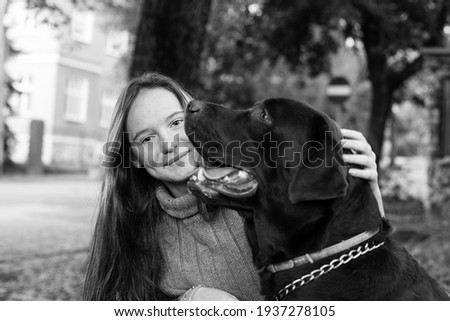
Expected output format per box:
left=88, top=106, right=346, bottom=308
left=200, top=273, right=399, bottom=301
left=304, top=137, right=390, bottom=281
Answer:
left=155, top=184, right=264, bottom=301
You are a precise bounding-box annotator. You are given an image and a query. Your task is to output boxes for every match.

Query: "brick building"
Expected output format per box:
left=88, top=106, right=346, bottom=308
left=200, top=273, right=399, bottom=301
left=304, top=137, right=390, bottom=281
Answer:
left=4, top=0, right=130, bottom=171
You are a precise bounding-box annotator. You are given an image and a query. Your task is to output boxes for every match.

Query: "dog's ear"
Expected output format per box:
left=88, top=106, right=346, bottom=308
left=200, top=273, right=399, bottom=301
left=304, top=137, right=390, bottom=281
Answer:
left=288, top=125, right=348, bottom=204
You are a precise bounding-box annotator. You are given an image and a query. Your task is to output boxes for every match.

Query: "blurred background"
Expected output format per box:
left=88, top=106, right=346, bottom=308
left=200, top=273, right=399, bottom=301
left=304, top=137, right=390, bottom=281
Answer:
left=1, top=0, right=450, bottom=300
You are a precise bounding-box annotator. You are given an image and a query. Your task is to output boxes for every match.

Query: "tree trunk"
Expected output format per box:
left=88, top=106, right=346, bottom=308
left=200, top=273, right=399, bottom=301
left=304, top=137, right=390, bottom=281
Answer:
left=129, top=0, right=212, bottom=91
left=367, top=74, right=393, bottom=163
left=365, top=55, right=421, bottom=164
left=363, top=41, right=393, bottom=163
left=359, top=6, right=394, bottom=164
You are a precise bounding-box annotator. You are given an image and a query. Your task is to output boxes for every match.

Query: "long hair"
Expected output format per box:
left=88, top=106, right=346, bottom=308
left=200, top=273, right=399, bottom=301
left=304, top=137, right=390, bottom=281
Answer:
left=83, top=73, right=193, bottom=300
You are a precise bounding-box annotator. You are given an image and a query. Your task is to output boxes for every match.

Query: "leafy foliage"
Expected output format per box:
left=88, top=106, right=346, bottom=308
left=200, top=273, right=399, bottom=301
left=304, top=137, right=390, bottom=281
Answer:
left=198, top=0, right=267, bottom=107
left=429, top=157, right=450, bottom=218
left=260, top=0, right=449, bottom=159
left=262, top=0, right=447, bottom=74
left=199, top=0, right=329, bottom=110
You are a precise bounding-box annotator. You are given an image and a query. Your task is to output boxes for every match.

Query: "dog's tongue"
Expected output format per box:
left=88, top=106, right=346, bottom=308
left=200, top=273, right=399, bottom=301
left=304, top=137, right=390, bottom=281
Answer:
left=202, top=167, right=237, bottom=180
left=189, top=166, right=258, bottom=199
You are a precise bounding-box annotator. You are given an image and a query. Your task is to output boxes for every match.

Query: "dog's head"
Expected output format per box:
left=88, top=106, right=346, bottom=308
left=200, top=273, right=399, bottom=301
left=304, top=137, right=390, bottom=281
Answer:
left=185, top=98, right=349, bottom=210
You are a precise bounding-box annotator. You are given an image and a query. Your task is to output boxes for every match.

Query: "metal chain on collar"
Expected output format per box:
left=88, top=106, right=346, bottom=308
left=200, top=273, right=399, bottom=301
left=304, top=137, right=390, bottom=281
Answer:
left=273, top=241, right=385, bottom=301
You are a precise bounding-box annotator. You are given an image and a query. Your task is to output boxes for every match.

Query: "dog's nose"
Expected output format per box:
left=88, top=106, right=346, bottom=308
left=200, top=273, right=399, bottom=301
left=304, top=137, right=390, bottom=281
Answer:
left=187, top=100, right=204, bottom=113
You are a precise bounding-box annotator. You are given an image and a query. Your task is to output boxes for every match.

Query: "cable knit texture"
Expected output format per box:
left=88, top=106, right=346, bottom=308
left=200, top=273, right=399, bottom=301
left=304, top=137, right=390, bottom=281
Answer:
left=155, top=184, right=263, bottom=301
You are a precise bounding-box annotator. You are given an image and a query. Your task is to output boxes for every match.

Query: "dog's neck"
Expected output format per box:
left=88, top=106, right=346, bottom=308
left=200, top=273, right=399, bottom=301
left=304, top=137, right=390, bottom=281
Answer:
left=247, top=176, right=383, bottom=269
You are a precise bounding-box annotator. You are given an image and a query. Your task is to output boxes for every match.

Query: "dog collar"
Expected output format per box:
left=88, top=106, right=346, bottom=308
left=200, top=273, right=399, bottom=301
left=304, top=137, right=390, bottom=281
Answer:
left=263, top=228, right=380, bottom=274
left=272, top=239, right=385, bottom=300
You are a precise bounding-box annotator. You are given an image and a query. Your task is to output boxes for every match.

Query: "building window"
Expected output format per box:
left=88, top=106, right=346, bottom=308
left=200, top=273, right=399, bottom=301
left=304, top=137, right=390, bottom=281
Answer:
left=71, top=11, right=94, bottom=44
left=9, top=72, right=34, bottom=116
left=99, top=89, right=117, bottom=128
left=65, top=76, right=89, bottom=123
left=105, top=29, right=129, bottom=57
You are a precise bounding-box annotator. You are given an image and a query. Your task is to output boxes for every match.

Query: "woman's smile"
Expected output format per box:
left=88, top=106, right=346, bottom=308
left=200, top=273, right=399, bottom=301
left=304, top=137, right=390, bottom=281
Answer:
left=163, top=149, right=199, bottom=169
left=163, top=150, right=190, bottom=167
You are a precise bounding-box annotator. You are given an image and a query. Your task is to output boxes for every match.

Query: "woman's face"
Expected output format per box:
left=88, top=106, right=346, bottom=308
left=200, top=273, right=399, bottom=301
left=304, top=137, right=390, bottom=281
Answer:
left=126, top=87, right=201, bottom=183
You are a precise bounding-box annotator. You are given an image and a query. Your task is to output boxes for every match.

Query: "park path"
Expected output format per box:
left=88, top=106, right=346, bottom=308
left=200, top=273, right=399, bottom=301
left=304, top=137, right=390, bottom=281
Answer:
left=0, top=174, right=101, bottom=300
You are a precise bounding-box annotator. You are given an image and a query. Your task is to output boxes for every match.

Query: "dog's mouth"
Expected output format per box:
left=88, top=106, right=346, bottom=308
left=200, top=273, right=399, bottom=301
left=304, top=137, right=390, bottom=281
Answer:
left=187, top=164, right=258, bottom=199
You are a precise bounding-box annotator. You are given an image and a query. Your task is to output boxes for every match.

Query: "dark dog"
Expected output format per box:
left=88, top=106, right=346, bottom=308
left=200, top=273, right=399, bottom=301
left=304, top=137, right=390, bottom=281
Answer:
left=185, top=98, right=449, bottom=300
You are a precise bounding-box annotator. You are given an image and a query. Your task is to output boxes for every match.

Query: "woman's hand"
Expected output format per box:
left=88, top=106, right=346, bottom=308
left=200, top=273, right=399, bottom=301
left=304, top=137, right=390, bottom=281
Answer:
left=180, top=286, right=239, bottom=301
left=340, top=129, right=385, bottom=218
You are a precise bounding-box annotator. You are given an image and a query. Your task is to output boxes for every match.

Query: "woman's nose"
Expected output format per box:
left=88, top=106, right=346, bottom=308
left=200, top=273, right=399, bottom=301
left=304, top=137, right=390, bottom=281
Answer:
left=161, top=139, right=175, bottom=154
left=160, top=132, right=179, bottom=154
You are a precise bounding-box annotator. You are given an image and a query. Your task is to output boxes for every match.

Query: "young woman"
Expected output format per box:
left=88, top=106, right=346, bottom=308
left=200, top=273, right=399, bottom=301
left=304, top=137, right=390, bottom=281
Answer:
left=83, top=72, right=384, bottom=301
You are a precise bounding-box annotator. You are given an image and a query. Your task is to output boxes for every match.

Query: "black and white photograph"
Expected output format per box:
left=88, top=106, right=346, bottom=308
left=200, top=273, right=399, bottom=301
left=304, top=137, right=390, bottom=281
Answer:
left=1, top=0, right=450, bottom=318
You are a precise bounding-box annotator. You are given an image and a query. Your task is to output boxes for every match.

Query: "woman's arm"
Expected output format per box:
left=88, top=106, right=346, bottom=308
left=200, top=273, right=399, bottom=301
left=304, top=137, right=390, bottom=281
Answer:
left=179, top=286, right=239, bottom=301
left=340, top=129, right=385, bottom=218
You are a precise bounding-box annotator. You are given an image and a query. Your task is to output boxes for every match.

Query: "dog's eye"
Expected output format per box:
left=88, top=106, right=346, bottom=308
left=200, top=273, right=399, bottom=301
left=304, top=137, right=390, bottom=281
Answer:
left=260, top=110, right=271, bottom=122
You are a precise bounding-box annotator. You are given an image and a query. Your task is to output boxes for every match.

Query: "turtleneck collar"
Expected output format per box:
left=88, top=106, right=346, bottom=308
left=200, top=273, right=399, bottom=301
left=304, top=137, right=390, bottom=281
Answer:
left=155, top=184, right=199, bottom=219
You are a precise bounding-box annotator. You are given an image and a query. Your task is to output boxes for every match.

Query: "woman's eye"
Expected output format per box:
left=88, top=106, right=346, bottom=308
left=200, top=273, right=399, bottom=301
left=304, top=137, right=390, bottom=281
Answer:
left=171, top=119, right=184, bottom=127
left=141, top=136, right=155, bottom=143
